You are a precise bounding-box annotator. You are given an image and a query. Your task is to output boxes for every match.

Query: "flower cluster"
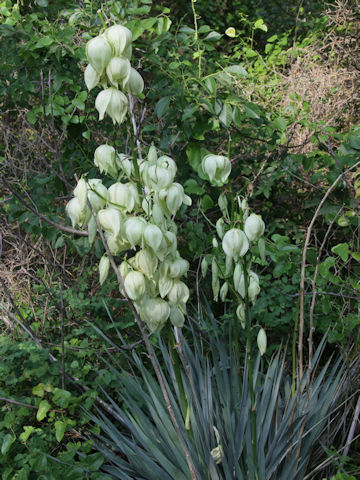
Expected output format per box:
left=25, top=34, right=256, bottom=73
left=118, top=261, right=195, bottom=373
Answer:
left=85, top=24, right=144, bottom=124
left=66, top=142, right=192, bottom=332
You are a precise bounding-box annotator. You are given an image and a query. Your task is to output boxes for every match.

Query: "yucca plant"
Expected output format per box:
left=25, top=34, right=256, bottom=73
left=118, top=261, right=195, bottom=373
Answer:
left=86, top=306, right=343, bottom=480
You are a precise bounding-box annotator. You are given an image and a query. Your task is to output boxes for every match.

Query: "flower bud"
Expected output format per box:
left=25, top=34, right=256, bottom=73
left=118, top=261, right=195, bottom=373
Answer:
left=212, top=237, right=219, bottom=248
left=144, top=224, right=163, bottom=252
left=248, top=271, right=260, bottom=304
left=104, top=25, right=132, bottom=56
left=84, top=64, right=100, bottom=91
left=244, top=213, right=265, bottom=242
left=86, top=36, right=112, bottom=74
left=124, top=216, right=147, bottom=248
left=124, top=271, right=146, bottom=300
left=222, top=229, right=249, bottom=259
left=99, top=255, right=110, bottom=285
left=233, top=263, right=244, bottom=296
left=95, top=87, right=128, bottom=125
left=218, top=193, right=228, bottom=218
left=257, top=328, right=267, bottom=356
left=220, top=282, right=228, bottom=301
left=202, top=154, right=231, bottom=186
left=98, top=207, right=122, bottom=237
left=94, top=144, right=118, bottom=178
left=151, top=203, right=166, bottom=228
left=201, top=257, right=209, bottom=278
left=216, top=218, right=226, bottom=239
left=106, top=56, right=131, bottom=88
left=225, top=254, right=233, bottom=276
left=169, top=306, right=185, bottom=328
left=236, top=303, right=246, bottom=329
left=122, top=67, right=144, bottom=96
left=74, top=178, right=88, bottom=211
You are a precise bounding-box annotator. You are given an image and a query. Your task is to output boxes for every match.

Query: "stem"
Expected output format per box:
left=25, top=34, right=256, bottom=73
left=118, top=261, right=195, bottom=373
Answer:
left=191, top=0, right=202, bottom=77
left=242, top=259, right=258, bottom=476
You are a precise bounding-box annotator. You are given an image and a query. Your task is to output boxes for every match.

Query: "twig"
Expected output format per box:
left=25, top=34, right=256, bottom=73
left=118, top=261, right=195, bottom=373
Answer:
left=298, top=160, right=360, bottom=380
left=0, top=397, right=62, bottom=413
left=0, top=175, right=87, bottom=237
left=60, top=285, right=65, bottom=390
left=308, top=209, right=342, bottom=374
left=342, top=393, right=360, bottom=459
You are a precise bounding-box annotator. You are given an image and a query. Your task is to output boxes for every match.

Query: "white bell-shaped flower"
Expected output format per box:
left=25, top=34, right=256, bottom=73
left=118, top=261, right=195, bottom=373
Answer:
left=202, top=154, right=231, bottom=186
left=104, top=25, right=132, bottom=56
left=124, top=216, right=147, bottom=248
left=168, top=256, right=189, bottom=279
left=144, top=224, right=163, bottom=252
left=106, top=57, right=131, bottom=88
left=124, top=271, right=146, bottom=301
left=122, top=67, right=144, bottom=96
left=222, top=228, right=249, bottom=259
left=66, top=197, right=90, bottom=228
left=94, top=144, right=118, bottom=178
left=84, top=64, right=100, bottom=91
left=98, top=207, right=122, bottom=237
left=140, top=297, right=170, bottom=331
left=168, top=280, right=189, bottom=306
left=86, top=36, right=112, bottom=74
left=135, top=249, right=158, bottom=279
left=169, top=306, right=185, bottom=327
left=95, top=87, right=128, bottom=124
left=244, top=213, right=265, bottom=242
left=73, top=178, right=88, bottom=211
left=248, top=271, right=260, bottom=304
left=99, top=255, right=110, bottom=285
left=108, top=182, right=139, bottom=212
left=87, top=179, right=108, bottom=212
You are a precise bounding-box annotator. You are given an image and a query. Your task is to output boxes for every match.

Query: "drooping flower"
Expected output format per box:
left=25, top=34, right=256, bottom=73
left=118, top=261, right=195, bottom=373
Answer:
left=222, top=228, right=249, bottom=259
left=95, top=87, right=128, bottom=124
left=94, top=144, right=118, bottom=178
left=202, top=154, right=231, bottom=186
left=86, top=36, right=112, bottom=74
left=244, top=213, right=265, bottom=242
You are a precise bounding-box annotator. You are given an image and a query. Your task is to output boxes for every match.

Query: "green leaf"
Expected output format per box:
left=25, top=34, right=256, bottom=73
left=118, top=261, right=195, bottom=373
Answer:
left=1, top=434, right=15, bottom=455
left=55, top=421, right=67, bottom=442
left=155, top=97, right=170, bottom=119
left=352, top=252, right=360, bottom=261
left=34, top=36, right=53, bottom=49
left=258, top=238, right=266, bottom=262
left=201, top=195, right=214, bottom=212
left=184, top=179, right=205, bottom=195
left=36, top=0, right=48, bottom=6
left=254, top=18, right=268, bottom=32
left=32, top=383, right=45, bottom=397
left=36, top=400, right=51, bottom=421
left=224, top=65, right=247, bottom=76
left=348, top=134, right=360, bottom=150
left=331, top=243, right=350, bottom=262
left=204, top=31, right=222, bottom=42
left=19, top=426, right=36, bottom=443
left=318, top=256, right=335, bottom=278
left=52, top=388, right=71, bottom=408
left=82, top=453, right=104, bottom=471
left=272, top=117, right=287, bottom=132
left=219, top=103, right=232, bottom=127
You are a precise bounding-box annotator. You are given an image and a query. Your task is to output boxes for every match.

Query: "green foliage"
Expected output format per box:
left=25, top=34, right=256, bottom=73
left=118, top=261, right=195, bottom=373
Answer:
left=87, top=311, right=343, bottom=479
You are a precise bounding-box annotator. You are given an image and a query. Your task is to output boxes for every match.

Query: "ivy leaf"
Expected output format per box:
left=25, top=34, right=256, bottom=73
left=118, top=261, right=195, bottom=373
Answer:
left=19, top=426, right=36, bottom=443
left=331, top=243, right=350, bottom=262
left=318, top=257, right=335, bottom=278
left=36, top=400, right=51, bottom=421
